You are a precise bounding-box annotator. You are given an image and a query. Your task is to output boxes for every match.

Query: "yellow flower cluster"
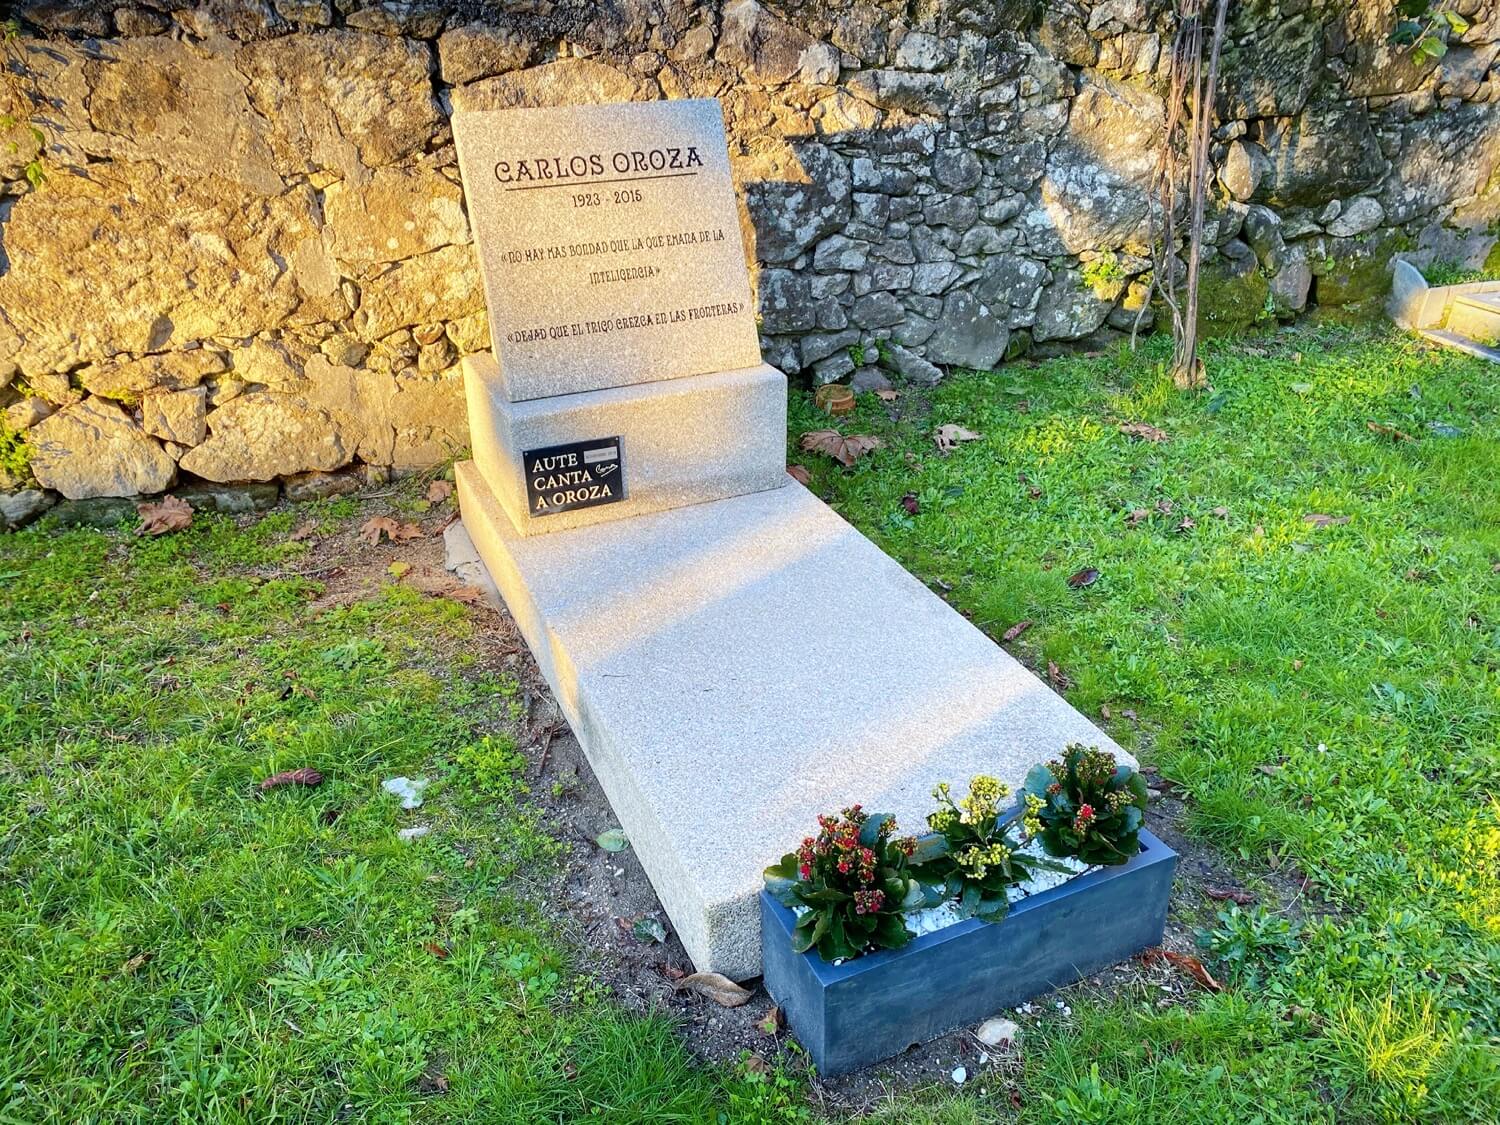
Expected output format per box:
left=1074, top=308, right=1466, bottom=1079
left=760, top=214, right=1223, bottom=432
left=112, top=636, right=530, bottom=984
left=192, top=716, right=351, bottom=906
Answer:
left=957, top=841, right=1011, bottom=879
left=1022, top=792, right=1045, bottom=837
left=958, top=774, right=1010, bottom=825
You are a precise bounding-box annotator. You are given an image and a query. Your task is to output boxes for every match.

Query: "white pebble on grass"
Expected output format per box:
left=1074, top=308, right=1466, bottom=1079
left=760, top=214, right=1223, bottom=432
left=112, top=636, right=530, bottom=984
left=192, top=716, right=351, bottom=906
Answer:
left=951, top=1066, right=967, bottom=1084
left=397, top=825, right=430, bottom=841
left=382, top=776, right=429, bottom=809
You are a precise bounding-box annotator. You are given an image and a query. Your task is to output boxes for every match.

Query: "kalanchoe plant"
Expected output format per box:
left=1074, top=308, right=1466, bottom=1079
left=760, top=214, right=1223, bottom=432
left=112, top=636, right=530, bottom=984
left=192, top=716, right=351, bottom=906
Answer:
left=1023, top=744, right=1150, bottom=866
left=763, top=805, right=923, bottom=962
left=910, top=775, right=1051, bottom=923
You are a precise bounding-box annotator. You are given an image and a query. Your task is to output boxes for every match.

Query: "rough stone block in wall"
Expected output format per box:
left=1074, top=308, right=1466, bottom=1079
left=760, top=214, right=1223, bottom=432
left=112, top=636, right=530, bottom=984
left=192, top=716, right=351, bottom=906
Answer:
left=1, top=0, right=1498, bottom=517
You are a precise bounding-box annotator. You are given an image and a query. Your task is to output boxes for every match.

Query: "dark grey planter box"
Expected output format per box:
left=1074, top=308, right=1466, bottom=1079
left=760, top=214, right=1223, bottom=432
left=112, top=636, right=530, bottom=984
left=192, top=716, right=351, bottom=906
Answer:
left=760, top=828, right=1177, bottom=1077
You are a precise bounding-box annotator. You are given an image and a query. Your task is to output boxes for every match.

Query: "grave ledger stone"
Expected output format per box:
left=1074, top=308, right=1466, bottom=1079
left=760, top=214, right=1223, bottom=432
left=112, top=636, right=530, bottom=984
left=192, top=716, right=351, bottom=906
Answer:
left=450, top=98, right=1131, bottom=979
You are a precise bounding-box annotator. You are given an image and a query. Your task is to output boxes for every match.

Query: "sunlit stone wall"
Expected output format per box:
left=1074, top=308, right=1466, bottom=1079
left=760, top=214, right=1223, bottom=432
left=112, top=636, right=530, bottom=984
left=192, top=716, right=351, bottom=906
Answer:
left=1, top=0, right=1497, bottom=521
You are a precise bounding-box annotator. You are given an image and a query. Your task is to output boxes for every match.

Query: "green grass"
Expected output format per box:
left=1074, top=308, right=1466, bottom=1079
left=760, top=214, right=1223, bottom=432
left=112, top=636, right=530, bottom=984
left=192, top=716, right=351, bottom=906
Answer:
left=2, top=326, right=1497, bottom=1122
left=0, top=510, right=799, bottom=1123
left=790, top=327, right=1500, bottom=1122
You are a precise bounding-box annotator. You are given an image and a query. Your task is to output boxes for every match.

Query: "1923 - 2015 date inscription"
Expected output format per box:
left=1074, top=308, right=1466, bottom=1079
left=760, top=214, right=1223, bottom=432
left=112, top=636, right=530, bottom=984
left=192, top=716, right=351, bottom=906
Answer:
left=573, top=187, right=643, bottom=208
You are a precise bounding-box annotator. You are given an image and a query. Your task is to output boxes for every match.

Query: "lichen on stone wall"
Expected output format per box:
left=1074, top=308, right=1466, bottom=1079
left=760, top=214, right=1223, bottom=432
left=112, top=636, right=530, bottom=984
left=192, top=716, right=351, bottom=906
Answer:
left=0, top=0, right=1497, bottom=521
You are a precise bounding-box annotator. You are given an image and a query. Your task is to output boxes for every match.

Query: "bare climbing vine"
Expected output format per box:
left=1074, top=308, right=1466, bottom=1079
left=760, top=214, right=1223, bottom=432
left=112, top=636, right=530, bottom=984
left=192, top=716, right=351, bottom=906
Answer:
left=1138, top=0, right=1230, bottom=391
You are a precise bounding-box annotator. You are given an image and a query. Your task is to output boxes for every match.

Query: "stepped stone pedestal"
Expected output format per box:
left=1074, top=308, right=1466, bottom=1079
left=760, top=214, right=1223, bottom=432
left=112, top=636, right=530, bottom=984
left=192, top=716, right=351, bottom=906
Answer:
left=448, top=96, right=1129, bottom=979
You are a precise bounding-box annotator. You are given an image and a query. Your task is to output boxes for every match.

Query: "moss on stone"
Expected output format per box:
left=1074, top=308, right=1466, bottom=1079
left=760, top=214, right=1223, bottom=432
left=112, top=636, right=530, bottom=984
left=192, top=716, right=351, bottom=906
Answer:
left=1195, top=257, right=1271, bottom=338
left=1317, top=231, right=1405, bottom=306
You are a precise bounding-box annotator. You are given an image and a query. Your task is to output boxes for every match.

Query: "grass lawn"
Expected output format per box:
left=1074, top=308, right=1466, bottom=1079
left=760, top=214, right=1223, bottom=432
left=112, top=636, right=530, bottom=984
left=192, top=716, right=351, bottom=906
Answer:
left=1, top=326, right=1496, bottom=1122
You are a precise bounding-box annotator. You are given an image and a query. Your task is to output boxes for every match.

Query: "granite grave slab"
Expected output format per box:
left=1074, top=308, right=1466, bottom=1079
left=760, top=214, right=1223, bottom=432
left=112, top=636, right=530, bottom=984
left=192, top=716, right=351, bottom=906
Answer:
left=454, top=461, right=1134, bottom=980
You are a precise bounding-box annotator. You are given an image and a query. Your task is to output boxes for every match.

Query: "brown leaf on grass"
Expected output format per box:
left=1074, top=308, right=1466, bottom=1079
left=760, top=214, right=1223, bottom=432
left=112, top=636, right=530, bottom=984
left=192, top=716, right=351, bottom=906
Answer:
left=359, top=516, right=424, bottom=545
left=874, top=388, right=900, bottom=401
left=1155, top=498, right=1174, bottom=515
left=901, top=492, right=920, bottom=514
left=673, top=971, right=753, bottom=1007
left=743, top=1054, right=771, bottom=1076
left=1210, top=506, right=1230, bottom=519
left=1303, top=513, right=1350, bottom=528
left=121, top=951, right=153, bottom=975
left=1125, top=508, right=1150, bottom=529
left=1047, top=660, right=1072, bottom=691
left=423, top=941, right=450, bottom=960
left=1205, top=886, right=1257, bottom=905
left=1176, top=516, right=1196, bottom=534
left=1066, top=567, right=1100, bottom=589
left=1119, top=421, right=1169, bottom=443
left=289, top=521, right=318, bottom=542
left=758, top=1007, right=784, bottom=1036
left=427, top=479, right=454, bottom=503
left=443, top=584, right=487, bottom=605
left=135, top=495, right=193, bottom=537
left=1001, top=620, right=1033, bottom=643
left=259, top=767, right=324, bottom=792
left=786, top=464, right=812, bottom=485
left=799, top=429, right=881, bottom=467
left=933, top=423, right=982, bottom=453
left=1163, top=950, right=1223, bottom=992
left=1367, top=421, right=1415, bottom=443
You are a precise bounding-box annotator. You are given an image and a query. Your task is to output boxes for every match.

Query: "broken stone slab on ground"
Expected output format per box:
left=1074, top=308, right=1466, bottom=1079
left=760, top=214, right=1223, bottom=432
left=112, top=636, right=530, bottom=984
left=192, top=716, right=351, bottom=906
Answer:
left=453, top=461, right=1133, bottom=981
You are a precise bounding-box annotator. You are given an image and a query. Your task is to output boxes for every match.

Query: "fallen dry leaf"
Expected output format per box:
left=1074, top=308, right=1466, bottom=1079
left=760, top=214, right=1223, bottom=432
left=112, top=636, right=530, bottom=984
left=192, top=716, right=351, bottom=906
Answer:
left=1125, top=508, right=1150, bottom=529
left=360, top=516, right=425, bottom=545
left=443, top=584, right=486, bottom=605
left=673, top=971, right=753, bottom=1008
left=933, top=423, right=982, bottom=453
left=423, top=941, right=450, bottom=960
left=259, top=767, right=324, bottom=792
left=1163, top=950, right=1223, bottom=992
left=1204, top=885, right=1257, bottom=906
left=121, top=951, right=153, bottom=975
left=1210, top=506, right=1230, bottom=519
left=901, top=492, right=920, bottom=515
left=427, top=479, right=454, bottom=503
left=757, top=1007, right=784, bottom=1035
left=799, top=429, right=881, bottom=468
left=1119, top=421, right=1169, bottom=443
left=742, top=1054, right=771, bottom=1076
left=289, top=521, right=318, bottom=542
left=1176, top=516, right=1196, bottom=534
left=1367, top=421, right=1415, bottom=443
left=874, top=388, right=900, bottom=401
left=1047, top=660, right=1072, bottom=691
left=786, top=464, right=812, bottom=486
left=1066, top=567, right=1100, bottom=589
left=1303, top=513, right=1350, bottom=528
left=135, top=495, right=193, bottom=537
left=1001, top=620, right=1033, bottom=643
left=1155, top=498, right=1175, bottom=515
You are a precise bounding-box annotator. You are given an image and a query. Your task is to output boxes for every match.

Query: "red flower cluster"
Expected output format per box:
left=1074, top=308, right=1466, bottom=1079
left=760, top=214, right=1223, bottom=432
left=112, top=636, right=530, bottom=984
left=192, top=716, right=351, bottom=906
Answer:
left=1073, top=803, right=1096, bottom=833
left=796, top=806, right=905, bottom=893
left=853, top=889, right=886, bottom=915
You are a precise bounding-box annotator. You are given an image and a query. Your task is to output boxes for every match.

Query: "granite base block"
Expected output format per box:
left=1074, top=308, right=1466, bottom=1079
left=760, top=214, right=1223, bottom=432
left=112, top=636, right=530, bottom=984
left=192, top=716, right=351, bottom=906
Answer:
left=761, top=830, right=1177, bottom=1077
left=455, top=461, right=1133, bottom=979
left=464, top=352, right=788, bottom=536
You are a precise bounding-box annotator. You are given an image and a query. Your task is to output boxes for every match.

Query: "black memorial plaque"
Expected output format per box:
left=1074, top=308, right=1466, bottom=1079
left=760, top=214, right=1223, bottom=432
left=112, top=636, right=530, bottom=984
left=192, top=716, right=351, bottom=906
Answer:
left=522, top=436, right=626, bottom=516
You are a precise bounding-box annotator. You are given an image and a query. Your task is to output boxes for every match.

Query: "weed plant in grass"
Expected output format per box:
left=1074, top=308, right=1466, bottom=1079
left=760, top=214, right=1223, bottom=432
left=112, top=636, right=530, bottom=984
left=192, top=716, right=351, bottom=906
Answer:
left=791, top=327, right=1499, bottom=1122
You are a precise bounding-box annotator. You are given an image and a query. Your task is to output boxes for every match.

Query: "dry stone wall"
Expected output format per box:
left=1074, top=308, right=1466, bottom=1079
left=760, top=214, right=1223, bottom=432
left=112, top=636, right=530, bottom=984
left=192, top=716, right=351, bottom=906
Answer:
left=2, top=0, right=1498, bottom=526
